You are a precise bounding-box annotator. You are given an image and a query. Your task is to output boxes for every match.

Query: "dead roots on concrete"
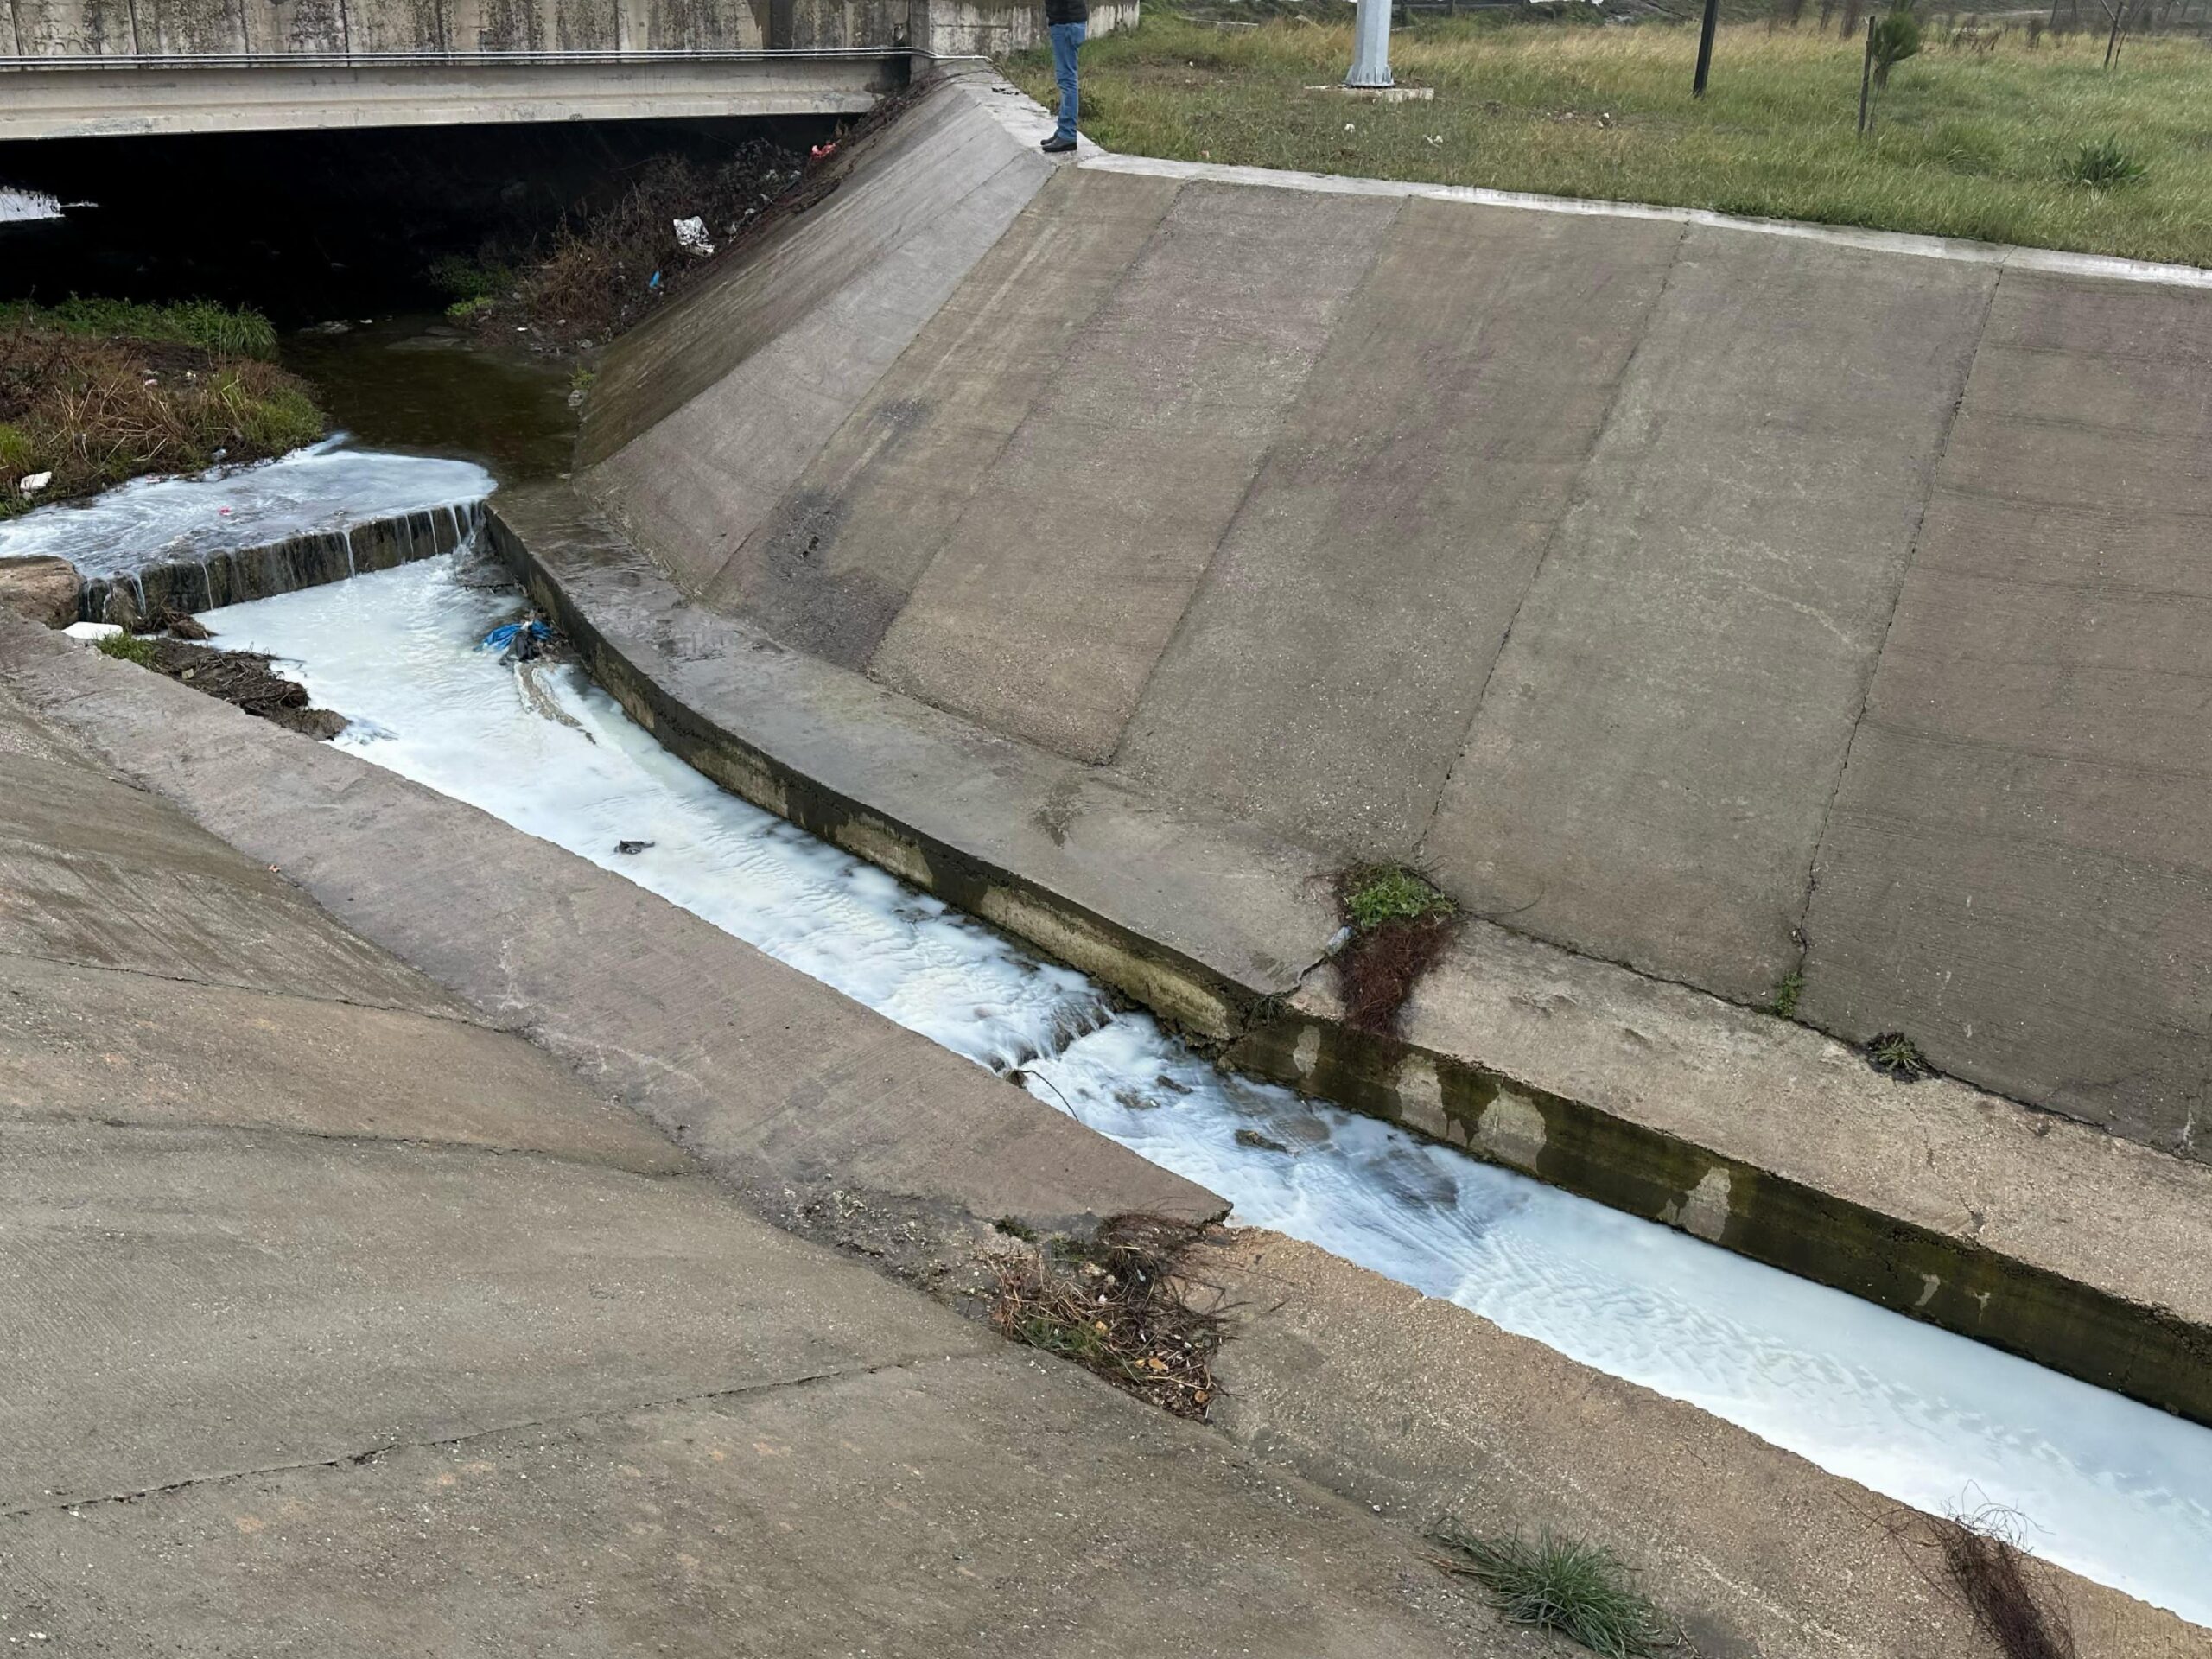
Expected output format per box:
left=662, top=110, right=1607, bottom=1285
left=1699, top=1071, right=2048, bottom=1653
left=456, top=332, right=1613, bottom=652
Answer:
left=988, top=1215, right=1228, bottom=1420
left=1891, top=1508, right=2078, bottom=1659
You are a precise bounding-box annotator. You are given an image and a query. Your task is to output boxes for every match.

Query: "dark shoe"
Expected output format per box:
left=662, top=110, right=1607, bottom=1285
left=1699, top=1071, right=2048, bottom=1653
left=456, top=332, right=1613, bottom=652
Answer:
left=1040, top=135, right=1077, bottom=153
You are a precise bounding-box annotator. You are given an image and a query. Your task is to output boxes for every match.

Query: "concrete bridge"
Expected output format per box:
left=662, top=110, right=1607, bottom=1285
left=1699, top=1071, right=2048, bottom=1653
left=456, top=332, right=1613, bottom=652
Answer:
left=0, top=0, right=1124, bottom=137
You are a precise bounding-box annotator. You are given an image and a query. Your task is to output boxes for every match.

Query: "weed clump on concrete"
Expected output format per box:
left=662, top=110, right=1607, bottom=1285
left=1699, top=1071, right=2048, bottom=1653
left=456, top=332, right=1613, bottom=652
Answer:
left=1432, top=1525, right=1682, bottom=1657
left=1866, top=1029, right=1929, bottom=1080
left=1766, top=969, right=1805, bottom=1020
left=94, top=631, right=160, bottom=667
left=1334, top=865, right=1459, bottom=1036
left=988, top=1213, right=1226, bottom=1420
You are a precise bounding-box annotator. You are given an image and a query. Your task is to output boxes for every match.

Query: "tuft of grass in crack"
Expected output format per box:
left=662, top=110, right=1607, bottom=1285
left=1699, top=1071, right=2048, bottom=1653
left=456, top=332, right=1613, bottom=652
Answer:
left=1767, top=969, right=1805, bottom=1020
left=1335, top=865, right=1459, bottom=1036
left=1866, top=1029, right=1929, bottom=1080
left=1433, top=1525, right=1683, bottom=1657
left=1343, top=864, right=1458, bottom=931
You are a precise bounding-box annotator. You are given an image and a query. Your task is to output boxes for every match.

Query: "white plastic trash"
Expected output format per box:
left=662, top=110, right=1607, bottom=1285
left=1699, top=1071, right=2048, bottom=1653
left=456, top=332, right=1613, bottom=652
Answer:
left=672, top=215, right=715, bottom=257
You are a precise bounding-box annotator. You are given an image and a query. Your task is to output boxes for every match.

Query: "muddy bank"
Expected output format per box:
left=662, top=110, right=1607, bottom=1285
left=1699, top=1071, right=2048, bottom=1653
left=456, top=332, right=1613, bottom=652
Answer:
left=2, top=302, right=324, bottom=516
left=98, top=632, right=343, bottom=739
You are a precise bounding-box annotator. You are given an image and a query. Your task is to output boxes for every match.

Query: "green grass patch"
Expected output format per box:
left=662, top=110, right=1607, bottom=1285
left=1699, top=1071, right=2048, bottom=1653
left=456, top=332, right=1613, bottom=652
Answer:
left=427, top=252, right=516, bottom=303
left=0, top=297, right=279, bottom=359
left=95, top=632, right=162, bottom=666
left=445, top=294, right=499, bottom=325
left=1342, top=864, right=1457, bottom=931
left=1006, top=9, right=2212, bottom=265
left=1767, top=969, right=1805, bottom=1020
left=1433, top=1527, right=1681, bottom=1657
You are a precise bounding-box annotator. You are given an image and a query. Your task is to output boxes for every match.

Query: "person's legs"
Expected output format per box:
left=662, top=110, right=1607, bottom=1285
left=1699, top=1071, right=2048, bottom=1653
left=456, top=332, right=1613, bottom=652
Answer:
left=1049, top=21, right=1085, bottom=145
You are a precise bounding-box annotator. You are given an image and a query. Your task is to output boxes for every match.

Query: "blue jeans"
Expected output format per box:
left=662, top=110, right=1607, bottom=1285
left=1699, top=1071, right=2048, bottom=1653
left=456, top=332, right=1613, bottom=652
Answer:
left=1049, top=21, right=1085, bottom=143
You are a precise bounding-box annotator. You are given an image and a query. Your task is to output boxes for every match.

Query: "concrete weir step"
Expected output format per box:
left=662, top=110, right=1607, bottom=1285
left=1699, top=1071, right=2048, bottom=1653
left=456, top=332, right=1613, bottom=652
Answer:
left=79, top=500, right=485, bottom=624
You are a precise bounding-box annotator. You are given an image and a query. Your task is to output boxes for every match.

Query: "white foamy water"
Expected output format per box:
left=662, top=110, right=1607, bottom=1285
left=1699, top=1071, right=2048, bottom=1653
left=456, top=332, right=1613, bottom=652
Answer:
left=0, top=187, right=62, bottom=222
left=199, top=550, right=2212, bottom=1626
left=0, top=437, right=492, bottom=577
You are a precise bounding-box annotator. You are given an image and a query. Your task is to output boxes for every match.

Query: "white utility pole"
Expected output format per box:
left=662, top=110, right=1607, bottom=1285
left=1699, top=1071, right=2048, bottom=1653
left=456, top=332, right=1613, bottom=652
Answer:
left=1346, top=0, right=1393, bottom=88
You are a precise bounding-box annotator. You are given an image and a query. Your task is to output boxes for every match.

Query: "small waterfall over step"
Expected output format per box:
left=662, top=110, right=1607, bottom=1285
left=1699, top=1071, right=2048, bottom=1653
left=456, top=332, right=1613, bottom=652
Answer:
left=0, top=438, right=496, bottom=627
left=79, top=501, right=486, bottom=624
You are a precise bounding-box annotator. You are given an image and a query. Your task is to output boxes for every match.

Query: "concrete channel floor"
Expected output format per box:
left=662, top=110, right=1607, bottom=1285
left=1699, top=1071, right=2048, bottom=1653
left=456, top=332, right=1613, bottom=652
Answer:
left=0, top=665, right=1534, bottom=1654
left=10, top=620, right=2210, bottom=1656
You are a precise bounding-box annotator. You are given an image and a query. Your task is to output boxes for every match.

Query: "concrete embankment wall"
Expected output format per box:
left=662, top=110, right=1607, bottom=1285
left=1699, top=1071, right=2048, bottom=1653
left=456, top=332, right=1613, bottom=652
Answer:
left=577, top=73, right=2212, bottom=1166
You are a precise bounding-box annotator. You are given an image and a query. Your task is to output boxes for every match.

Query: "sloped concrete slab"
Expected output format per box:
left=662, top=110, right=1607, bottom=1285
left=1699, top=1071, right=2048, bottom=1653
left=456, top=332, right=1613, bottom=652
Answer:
left=2, top=1119, right=988, bottom=1510
left=0, top=620, right=1223, bottom=1233
left=1420, top=226, right=1994, bottom=1003
left=1802, top=269, right=2212, bottom=1153
left=872, top=181, right=1401, bottom=762
left=0, top=733, right=467, bottom=1017
left=0, top=1355, right=1512, bottom=1656
left=703, top=166, right=1181, bottom=669
left=1117, top=200, right=1680, bottom=855
left=583, top=77, right=1058, bottom=594
left=0, top=952, right=685, bottom=1171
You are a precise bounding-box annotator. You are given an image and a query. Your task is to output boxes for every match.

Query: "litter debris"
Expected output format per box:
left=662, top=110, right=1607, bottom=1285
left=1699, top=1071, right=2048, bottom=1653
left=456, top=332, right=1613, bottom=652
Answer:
left=480, top=620, right=554, bottom=658
left=19, top=471, right=51, bottom=496
left=648, top=270, right=663, bottom=291
left=810, top=141, right=838, bottom=160
left=673, top=215, right=716, bottom=257
left=615, top=838, right=654, bottom=855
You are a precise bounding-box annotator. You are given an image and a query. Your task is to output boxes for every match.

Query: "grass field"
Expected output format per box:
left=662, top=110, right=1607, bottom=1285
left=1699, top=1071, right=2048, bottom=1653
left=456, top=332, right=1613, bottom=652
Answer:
left=1006, top=9, right=2212, bottom=265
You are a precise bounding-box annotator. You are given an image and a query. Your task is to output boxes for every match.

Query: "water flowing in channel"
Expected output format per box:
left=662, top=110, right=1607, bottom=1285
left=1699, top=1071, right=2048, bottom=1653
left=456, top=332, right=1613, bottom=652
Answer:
left=200, top=550, right=2212, bottom=1625
left=0, top=437, right=492, bottom=580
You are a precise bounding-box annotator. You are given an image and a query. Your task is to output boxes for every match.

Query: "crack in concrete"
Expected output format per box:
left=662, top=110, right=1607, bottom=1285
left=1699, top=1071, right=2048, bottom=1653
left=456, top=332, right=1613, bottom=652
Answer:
left=3, top=1110, right=695, bottom=1179
left=0, top=1351, right=986, bottom=1524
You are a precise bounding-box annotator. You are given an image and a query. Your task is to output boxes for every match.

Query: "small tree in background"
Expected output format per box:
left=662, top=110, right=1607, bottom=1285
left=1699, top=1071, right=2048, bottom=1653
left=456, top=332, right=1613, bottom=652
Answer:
left=1872, top=0, right=1923, bottom=85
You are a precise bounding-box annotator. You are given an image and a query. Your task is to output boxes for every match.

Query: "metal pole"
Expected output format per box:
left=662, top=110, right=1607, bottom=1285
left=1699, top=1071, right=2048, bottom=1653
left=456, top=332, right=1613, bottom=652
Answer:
left=1347, top=0, right=1393, bottom=87
left=1857, top=13, right=1874, bottom=130
left=1693, top=0, right=1720, bottom=93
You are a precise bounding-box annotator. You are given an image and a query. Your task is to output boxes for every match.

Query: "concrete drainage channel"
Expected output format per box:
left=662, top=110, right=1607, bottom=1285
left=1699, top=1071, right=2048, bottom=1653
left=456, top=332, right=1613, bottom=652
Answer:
left=164, top=541, right=2212, bottom=1627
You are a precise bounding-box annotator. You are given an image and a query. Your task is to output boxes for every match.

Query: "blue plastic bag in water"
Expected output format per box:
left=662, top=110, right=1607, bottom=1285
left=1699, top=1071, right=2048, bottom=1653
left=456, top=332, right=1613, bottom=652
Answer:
left=480, top=620, right=553, bottom=652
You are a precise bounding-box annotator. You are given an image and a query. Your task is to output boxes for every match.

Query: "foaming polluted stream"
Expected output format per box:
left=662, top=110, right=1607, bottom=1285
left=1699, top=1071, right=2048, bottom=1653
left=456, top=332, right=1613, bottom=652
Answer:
left=0, top=437, right=493, bottom=578
left=201, top=550, right=2212, bottom=1626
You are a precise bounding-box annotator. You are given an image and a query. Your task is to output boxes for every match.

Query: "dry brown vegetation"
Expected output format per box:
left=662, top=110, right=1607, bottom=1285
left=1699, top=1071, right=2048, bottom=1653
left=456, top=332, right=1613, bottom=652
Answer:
left=0, top=304, right=323, bottom=517
left=988, top=1214, right=1229, bottom=1419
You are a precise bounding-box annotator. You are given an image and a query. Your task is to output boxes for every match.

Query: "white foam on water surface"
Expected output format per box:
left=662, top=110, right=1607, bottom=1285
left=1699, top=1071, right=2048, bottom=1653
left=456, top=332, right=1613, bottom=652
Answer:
left=0, top=187, right=62, bottom=222
left=199, top=550, right=2212, bottom=1627
left=0, top=437, right=493, bottom=576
